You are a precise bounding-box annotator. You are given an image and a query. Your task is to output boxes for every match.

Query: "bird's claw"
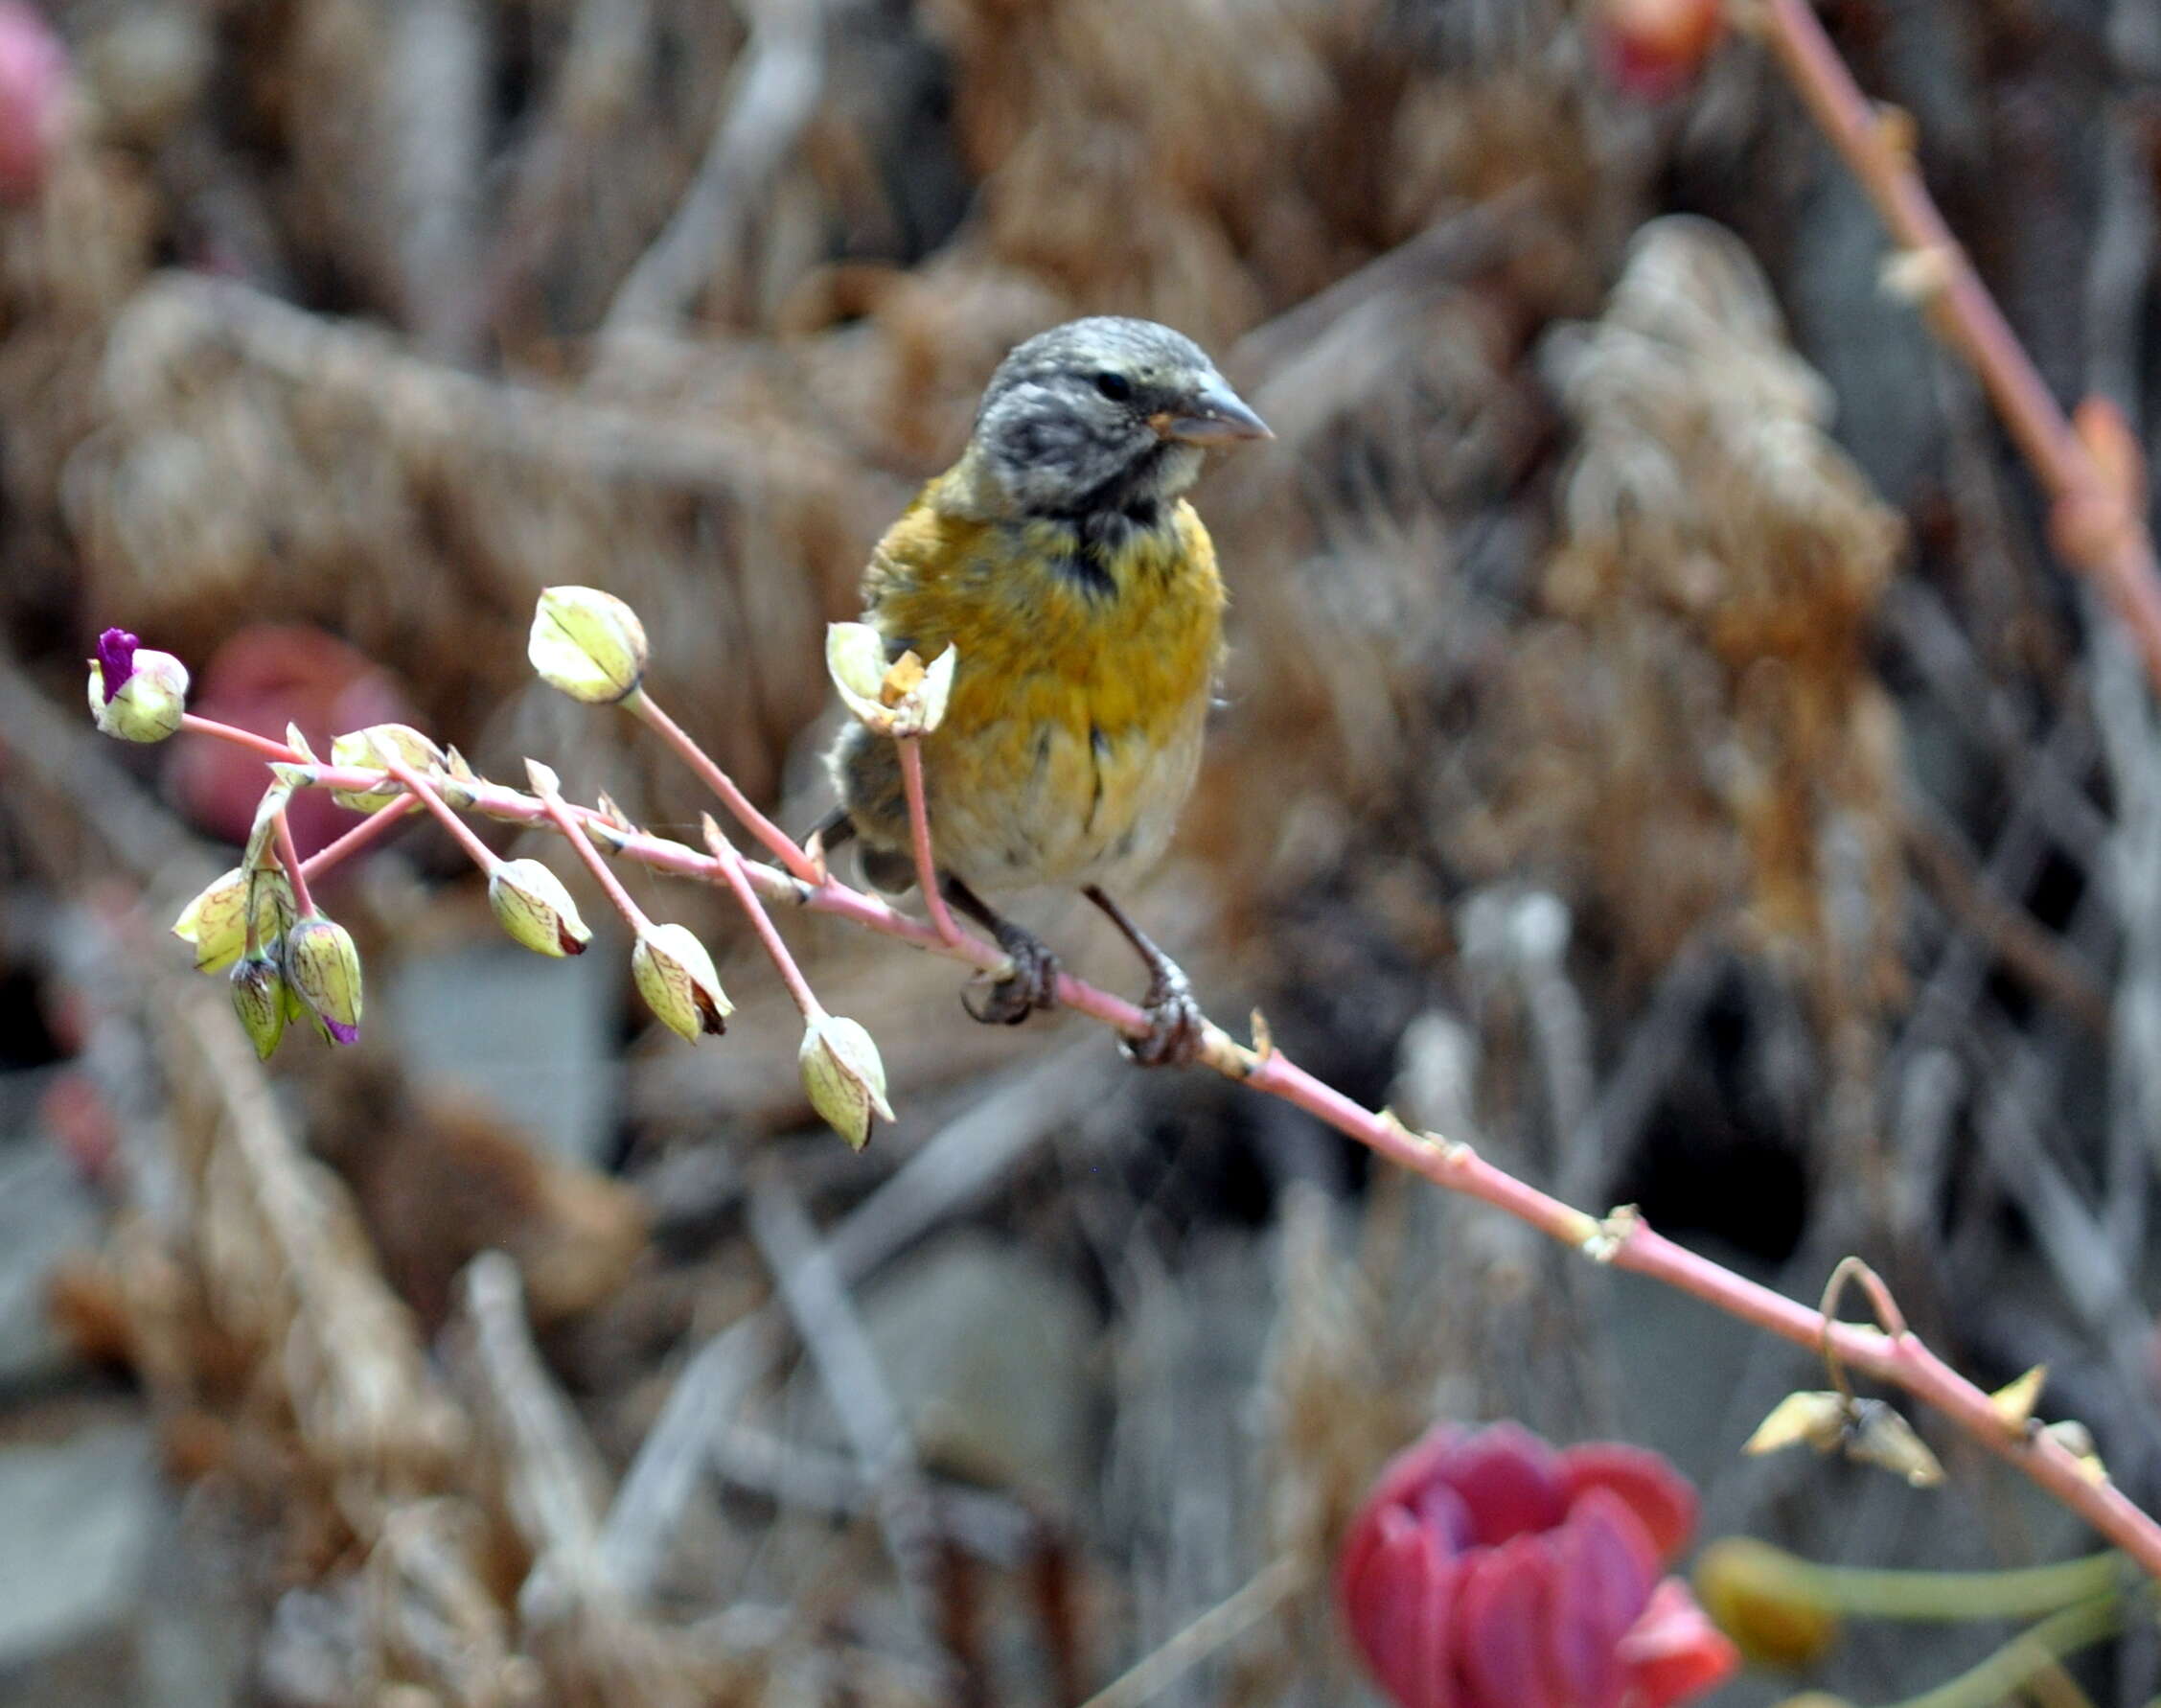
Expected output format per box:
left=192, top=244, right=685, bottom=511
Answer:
left=963, top=925, right=1060, bottom=1027
left=1122, top=960, right=1206, bottom=1068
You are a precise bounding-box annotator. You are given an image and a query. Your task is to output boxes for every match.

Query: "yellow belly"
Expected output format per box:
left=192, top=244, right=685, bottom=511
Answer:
left=834, top=492, right=1225, bottom=893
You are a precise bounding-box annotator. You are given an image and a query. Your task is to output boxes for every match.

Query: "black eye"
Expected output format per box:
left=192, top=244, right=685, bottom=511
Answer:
left=1092, top=371, right=1133, bottom=403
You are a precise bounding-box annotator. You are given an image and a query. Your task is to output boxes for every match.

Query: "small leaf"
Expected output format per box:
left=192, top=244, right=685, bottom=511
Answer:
left=1743, top=1392, right=1850, bottom=1459
left=1988, top=1366, right=2046, bottom=1435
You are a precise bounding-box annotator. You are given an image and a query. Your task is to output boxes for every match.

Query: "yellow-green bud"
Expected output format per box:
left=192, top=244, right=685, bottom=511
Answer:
left=632, top=922, right=730, bottom=1041
left=230, top=954, right=287, bottom=1059
left=283, top=912, right=363, bottom=1045
left=173, top=868, right=248, bottom=973
left=174, top=867, right=296, bottom=973
left=488, top=859, right=591, bottom=958
left=824, top=623, right=955, bottom=737
left=329, top=723, right=448, bottom=811
left=798, top=1013, right=894, bottom=1150
left=529, top=586, right=649, bottom=704
left=1693, top=1539, right=1841, bottom=1672
left=86, top=630, right=189, bottom=743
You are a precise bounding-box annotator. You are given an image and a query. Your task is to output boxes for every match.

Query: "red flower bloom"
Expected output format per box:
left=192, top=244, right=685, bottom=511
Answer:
left=1338, top=1422, right=1738, bottom=1708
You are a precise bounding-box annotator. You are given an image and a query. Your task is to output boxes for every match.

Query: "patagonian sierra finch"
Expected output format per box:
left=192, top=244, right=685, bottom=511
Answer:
left=820, top=316, right=1270, bottom=1067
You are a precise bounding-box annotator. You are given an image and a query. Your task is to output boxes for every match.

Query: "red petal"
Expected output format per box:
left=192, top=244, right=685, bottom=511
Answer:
left=1558, top=1443, right=1699, bottom=1563
left=1443, top=1423, right=1567, bottom=1546
left=1344, top=1509, right=1460, bottom=1708
left=1456, top=1536, right=1561, bottom=1708
left=1618, top=1580, right=1740, bottom=1708
left=1544, top=1489, right=1660, bottom=1708
left=1341, top=1425, right=1468, bottom=1620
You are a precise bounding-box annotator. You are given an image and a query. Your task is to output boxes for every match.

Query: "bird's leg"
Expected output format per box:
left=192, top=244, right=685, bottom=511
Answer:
left=941, top=875, right=1061, bottom=1026
left=1082, top=885, right=1206, bottom=1068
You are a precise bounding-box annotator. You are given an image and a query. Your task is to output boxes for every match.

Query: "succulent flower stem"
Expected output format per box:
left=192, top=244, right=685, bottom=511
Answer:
left=1712, top=1541, right=2121, bottom=1625
left=897, top=735, right=963, bottom=947
left=271, top=811, right=315, bottom=917
left=379, top=752, right=502, bottom=876
left=701, top=816, right=820, bottom=1019
left=625, top=688, right=821, bottom=885
left=1883, top=1592, right=2127, bottom=1708
left=527, top=768, right=654, bottom=934
left=298, top=796, right=419, bottom=884
left=179, top=712, right=295, bottom=761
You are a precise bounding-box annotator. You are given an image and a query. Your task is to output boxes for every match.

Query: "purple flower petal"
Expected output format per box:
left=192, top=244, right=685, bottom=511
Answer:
left=1441, top=1423, right=1567, bottom=1547
left=322, top=1017, right=359, bottom=1046
left=93, top=628, right=139, bottom=704
left=1455, top=1535, right=1560, bottom=1708
left=1543, top=1489, right=1658, bottom=1708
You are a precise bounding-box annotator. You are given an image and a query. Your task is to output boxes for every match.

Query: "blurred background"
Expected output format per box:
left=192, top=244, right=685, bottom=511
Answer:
left=0, top=0, right=2154, bottom=1701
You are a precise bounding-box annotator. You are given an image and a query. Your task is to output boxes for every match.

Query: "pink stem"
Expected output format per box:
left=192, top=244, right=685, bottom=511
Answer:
left=1757, top=0, right=2161, bottom=692
left=271, top=813, right=315, bottom=917
left=897, top=737, right=964, bottom=947
left=527, top=775, right=654, bottom=934
left=701, top=820, right=822, bottom=1017
left=298, top=796, right=419, bottom=882
left=378, top=754, right=501, bottom=875
left=179, top=713, right=298, bottom=761
left=248, top=757, right=2161, bottom=1576
left=625, top=690, right=822, bottom=884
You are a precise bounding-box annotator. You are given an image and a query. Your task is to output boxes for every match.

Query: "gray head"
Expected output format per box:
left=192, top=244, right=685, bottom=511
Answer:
left=967, top=316, right=1270, bottom=518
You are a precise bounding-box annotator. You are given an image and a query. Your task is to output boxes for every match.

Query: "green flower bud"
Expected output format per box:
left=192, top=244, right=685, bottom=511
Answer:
left=175, top=867, right=296, bottom=973
left=824, top=624, right=955, bottom=737
left=632, top=922, right=730, bottom=1041
left=529, top=586, right=649, bottom=704
left=230, top=954, right=287, bottom=1060
left=86, top=629, right=189, bottom=743
left=1693, top=1539, right=1841, bottom=1672
left=173, top=868, right=248, bottom=973
left=488, top=859, right=591, bottom=957
left=798, top=1013, right=894, bottom=1150
left=329, top=723, right=448, bottom=811
left=283, top=912, right=363, bottom=1045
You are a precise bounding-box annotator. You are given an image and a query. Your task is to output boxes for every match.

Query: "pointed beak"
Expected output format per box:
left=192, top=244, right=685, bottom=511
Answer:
left=1152, top=376, right=1272, bottom=446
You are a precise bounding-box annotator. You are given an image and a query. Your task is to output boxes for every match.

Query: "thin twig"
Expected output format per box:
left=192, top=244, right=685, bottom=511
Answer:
left=1075, top=1555, right=1306, bottom=1708
left=1756, top=0, right=2161, bottom=691
left=744, top=1166, right=945, bottom=1645
left=600, top=0, right=828, bottom=335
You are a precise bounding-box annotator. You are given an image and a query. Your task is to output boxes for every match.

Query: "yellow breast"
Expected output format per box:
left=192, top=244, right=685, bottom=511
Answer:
left=843, top=478, right=1225, bottom=890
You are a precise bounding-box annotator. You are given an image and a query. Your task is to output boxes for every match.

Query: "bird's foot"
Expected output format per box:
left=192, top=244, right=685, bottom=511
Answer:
left=964, top=921, right=1061, bottom=1027
left=1122, top=956, right=1206, bottom=1068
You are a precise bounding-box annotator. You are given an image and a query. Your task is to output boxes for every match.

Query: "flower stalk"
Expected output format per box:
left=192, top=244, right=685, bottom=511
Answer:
left=701, top=815, right=820, bottom=1018
left=897, top=735, right=963, bottom=947
left=139, top=687, right=2161, bottom=1574
left=625, top=688, right=821, bottom=885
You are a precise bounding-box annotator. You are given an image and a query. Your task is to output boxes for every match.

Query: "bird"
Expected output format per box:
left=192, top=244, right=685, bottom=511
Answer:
left=817, top=315, right=1270, bottom=1067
